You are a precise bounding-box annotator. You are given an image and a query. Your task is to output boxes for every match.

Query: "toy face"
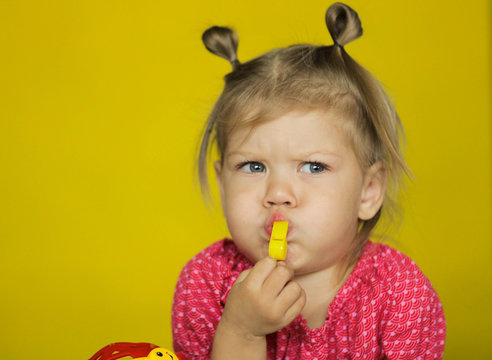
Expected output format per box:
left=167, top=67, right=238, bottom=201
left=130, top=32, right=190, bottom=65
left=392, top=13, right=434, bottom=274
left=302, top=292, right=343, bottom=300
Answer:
left=144, top=348, right=178, bottom=359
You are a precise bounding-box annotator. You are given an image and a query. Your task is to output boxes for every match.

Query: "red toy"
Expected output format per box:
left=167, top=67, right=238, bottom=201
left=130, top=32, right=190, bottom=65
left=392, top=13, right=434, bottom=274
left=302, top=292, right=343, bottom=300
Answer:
left=89, top=342, right=181, bottom=360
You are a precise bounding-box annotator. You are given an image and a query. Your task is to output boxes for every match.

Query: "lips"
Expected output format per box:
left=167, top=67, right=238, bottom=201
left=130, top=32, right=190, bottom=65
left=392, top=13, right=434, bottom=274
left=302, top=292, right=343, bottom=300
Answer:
left=264, top=212, right=291, bottom=236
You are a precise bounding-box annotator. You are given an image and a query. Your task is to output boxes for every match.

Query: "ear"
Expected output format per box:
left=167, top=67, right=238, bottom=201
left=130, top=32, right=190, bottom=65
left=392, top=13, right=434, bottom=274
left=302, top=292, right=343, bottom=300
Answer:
left=358, top=162, right=387, bottom=221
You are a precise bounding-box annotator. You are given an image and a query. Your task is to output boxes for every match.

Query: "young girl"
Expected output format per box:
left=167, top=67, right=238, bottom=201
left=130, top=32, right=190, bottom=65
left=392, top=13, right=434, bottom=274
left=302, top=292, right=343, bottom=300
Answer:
left=172, top=3, right=445, bottom=359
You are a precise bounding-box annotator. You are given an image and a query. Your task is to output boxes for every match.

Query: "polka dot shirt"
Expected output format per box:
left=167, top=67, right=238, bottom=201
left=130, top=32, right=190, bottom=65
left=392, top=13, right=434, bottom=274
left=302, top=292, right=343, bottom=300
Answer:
left=172, top=240, right=445, bottom=359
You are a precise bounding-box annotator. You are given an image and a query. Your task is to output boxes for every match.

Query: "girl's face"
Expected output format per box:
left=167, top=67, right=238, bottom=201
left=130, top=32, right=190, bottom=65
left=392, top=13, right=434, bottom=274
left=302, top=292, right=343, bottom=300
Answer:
left=215, top=110, right=385, bottom=276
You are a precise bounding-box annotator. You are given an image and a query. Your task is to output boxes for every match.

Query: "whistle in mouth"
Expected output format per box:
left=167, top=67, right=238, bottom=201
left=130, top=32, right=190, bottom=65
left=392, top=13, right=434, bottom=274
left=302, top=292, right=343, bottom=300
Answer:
left=269, top=221, right=288, bottom=260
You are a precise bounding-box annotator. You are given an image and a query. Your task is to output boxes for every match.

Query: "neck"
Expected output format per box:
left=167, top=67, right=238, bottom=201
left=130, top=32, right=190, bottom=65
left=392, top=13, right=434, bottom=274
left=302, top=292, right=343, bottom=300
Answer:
left=294, top=263, right=354, bottom=329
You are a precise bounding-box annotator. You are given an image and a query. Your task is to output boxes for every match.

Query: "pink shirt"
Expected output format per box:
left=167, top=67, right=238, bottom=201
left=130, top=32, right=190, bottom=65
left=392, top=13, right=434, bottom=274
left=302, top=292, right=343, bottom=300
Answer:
left=172, top=239, right=445, bottom=359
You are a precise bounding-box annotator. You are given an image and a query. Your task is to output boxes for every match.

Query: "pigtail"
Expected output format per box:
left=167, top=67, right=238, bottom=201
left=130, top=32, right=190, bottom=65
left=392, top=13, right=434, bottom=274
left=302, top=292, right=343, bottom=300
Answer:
left=202, top=26, right=240, bottom=70
left=325, top=2, right=362, bottom=48
left=198, top=26, right=240, bottom=200
left=323, top=3, right=410, bottom=260
left=324, top=2, right=409, bottom=179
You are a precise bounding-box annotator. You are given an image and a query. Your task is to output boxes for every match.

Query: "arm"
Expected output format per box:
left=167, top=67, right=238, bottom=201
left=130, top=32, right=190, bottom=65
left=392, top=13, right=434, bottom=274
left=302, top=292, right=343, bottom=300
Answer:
left=172, top=254, right=225, bottom=360
left=211, top=257, right=306, bottom=360
left=381, top=270, right=446, bottom=359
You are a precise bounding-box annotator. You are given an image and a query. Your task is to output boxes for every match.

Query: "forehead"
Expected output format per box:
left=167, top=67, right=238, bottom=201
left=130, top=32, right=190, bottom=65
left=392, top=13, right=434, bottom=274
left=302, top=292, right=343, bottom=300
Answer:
left=225, top=109, right=354, bottom=155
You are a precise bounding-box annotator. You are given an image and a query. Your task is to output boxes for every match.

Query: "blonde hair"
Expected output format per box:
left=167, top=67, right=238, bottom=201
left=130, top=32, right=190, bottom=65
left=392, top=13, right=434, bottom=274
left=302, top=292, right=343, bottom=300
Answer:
left=198, top=2, right=410, bottom=260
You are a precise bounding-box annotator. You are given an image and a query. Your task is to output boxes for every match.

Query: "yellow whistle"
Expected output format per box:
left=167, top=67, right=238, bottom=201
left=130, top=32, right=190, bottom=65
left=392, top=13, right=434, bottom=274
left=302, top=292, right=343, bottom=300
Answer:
left=269, top=221, right=288, bottom=260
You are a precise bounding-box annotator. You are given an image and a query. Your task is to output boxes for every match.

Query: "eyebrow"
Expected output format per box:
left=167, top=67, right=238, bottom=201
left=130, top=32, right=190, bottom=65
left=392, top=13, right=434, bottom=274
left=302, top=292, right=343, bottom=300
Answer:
left=225, top=150, right=343, bottom=159
left=225, top=151, right=257, bottom=158
left=296, top=150, right=342, bottom=158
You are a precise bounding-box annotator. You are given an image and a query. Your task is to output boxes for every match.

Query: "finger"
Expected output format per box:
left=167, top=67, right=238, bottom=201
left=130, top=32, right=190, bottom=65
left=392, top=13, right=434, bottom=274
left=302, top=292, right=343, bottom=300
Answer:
left=243, top=256, right=277, bottom=289
left=276, top=281, right=303, bottom=309
left=234, top=269, right=251, bottom=284
left=263, top=262, right=294, bottom=296
left=282, top=285, right=306, bottom=325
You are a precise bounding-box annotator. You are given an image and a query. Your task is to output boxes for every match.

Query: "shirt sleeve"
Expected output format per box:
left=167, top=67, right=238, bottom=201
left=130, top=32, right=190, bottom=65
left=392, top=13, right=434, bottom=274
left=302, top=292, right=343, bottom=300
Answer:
left=172, top=241, right=242, bottom=360
left=171, top=256, right=222, bottom=359
left=380, top=253, right=446, bottom=359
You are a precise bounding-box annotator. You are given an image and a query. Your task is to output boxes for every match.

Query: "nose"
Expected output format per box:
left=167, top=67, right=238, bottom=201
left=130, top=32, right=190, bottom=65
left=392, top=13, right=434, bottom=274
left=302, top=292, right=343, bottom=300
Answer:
left=263, top=175, right=297, bottom=208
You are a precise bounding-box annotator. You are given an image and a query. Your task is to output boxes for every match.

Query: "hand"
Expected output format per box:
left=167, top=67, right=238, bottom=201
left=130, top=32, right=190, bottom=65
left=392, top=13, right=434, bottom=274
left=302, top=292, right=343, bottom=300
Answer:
left=220, top=256, right=306, bottom=339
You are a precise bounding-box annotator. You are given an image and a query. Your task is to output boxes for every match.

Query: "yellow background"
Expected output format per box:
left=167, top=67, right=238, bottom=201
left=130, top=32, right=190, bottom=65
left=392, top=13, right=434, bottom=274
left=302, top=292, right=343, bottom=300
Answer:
left=0, top=0, right=490, bottom=358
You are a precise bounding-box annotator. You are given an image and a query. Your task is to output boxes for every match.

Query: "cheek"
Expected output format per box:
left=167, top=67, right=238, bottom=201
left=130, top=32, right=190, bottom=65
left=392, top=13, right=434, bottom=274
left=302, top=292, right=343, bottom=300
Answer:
left=303, top=185, right=361, bottom=226
left=221, top=183, right=261, bottom=227
left=222, top=179, right=260, bottom=206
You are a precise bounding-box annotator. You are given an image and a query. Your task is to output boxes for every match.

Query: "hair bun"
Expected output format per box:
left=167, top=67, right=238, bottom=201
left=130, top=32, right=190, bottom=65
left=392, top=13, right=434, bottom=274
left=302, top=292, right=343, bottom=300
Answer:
left=325, top=2, right=363, bottom=47
left=202, top=26, right=239, bottom=68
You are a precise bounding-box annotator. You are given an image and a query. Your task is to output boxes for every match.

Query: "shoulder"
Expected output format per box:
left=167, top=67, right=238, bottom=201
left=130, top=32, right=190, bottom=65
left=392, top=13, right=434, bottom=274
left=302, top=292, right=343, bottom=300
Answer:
left=172, top=240, right=251, bottom=329
left=363, top=243, right=437, bottom=299
left=340, top=241, right=445, bottom=327
left=173, top=240, right=252, bottom=359
left=351, top=242, right=446, bottom=357
left=352, top=242, right=442, bottom=307
left=178, top=239, right=252, bottom=281
left=355, top=242, right=428, bottom=286
left=174, top=239, right=253, bottom=301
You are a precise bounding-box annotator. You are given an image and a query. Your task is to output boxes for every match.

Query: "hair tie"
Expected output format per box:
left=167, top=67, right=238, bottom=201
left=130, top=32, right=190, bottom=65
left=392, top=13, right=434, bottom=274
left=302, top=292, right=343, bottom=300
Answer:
left=334, top=41, right=344, bottom=49
left=231, top=58, right=240, bottom=70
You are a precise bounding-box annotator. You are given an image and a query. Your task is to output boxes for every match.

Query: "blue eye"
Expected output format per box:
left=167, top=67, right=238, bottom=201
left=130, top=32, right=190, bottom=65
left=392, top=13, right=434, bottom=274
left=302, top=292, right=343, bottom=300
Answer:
left=238, top=161, right=265, bottom=173
left=300, top=162, right=327, bottom=174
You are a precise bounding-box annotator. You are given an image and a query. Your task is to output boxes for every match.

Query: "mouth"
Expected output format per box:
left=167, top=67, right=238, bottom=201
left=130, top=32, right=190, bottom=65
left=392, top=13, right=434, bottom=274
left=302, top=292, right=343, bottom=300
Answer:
left=264, top=212, right=292, bottom=237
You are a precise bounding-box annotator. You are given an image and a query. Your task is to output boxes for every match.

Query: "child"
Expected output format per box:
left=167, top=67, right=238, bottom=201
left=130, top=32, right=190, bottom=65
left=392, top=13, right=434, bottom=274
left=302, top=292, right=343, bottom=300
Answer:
left=172, top=3, right=445, bottom=359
